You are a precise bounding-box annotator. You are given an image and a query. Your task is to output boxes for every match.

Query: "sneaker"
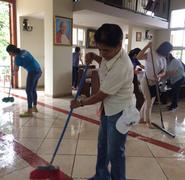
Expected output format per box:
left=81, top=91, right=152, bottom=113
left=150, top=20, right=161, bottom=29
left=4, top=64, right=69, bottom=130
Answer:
left=167, top=105, right=177, bottom=111
left=32, top=107, right=38, bottom=112
left=20, top=111, right=33, bottom=118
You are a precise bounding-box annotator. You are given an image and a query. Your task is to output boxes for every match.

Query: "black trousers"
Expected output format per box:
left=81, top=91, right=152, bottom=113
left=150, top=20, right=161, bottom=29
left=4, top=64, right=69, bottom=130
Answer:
left=170, top=77, right=185, bottom=108
left=72, top=67, right=78, bottom=88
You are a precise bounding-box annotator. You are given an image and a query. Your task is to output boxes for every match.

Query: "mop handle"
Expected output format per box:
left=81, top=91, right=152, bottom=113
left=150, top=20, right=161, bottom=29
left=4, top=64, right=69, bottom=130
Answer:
left=150, top=47, right=165, bottom=128
left=50, top=65, right=89, bottom=164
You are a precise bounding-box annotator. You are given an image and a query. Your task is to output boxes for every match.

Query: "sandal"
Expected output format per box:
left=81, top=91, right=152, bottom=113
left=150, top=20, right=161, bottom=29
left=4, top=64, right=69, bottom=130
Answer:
left=20, top=111, right=33, bottom=118
left=146, top=123, right=155, bottom=129
left=139, top=120, right=146, bottom=124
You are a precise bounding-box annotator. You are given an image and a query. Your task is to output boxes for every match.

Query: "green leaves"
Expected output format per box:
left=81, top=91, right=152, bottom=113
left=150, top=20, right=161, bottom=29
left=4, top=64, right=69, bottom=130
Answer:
left=0, top=2, right=10, bottom=62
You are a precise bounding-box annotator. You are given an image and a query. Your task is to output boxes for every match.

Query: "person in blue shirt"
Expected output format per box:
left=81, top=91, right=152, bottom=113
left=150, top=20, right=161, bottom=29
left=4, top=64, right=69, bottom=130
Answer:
left=72, top=46, right=83, bottom=89
left=6, top=44, right=42, bottom=117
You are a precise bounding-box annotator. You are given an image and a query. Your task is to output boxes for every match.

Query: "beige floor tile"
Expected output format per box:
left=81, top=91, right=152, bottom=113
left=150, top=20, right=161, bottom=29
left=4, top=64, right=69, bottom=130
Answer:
left=76, top=139, right=97, bottom=155
left=0, top=156, right=28, bottom=178
left=38, top=139, right=78, bottom=155
left=157, top=157, right=185, bottom=180
left=1, top=89, right=185, bottom=180
left=126, top=157, right=167, bottom=180
left=147, top=143, right=182, bottom=158
left=46, top=127, right=80, bottom=139
left=52, top=117, right=82, bottom=128
left=0, top=167, right=32, bottom=180
left=79, top=122, right=99, bottom=140
left=16, top=137, right=43, bottom=152
left=72, top=155, right=96, bottom=178
left=126, top=138, right=153, bottom=157
left=23, top=118, right=54, bottom=127
left=15, top=127, right=50, bottom=138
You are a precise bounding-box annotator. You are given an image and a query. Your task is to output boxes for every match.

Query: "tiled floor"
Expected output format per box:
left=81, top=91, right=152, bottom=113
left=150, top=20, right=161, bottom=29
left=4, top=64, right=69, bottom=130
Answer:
left=0, top=88, right=185, bottom=180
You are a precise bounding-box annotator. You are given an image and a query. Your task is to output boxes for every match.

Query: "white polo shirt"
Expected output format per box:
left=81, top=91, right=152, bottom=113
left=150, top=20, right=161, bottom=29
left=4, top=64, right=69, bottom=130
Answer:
left=145, top=50, right=166, bottom=80
left=99, top=49, right=136, bottom=116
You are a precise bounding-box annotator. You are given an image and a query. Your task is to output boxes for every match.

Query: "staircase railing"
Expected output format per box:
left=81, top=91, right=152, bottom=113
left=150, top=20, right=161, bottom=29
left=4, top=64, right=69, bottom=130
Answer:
left=96, top=0, right=170, bottom=21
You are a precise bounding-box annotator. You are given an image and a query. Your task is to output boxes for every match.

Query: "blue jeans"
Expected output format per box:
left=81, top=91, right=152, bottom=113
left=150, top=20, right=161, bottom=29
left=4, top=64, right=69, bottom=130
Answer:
left=72, top=66, right=78, bottom=88
left=94, top=111, right=127, bottom=180
left=26, top=70, right=42, bottom=109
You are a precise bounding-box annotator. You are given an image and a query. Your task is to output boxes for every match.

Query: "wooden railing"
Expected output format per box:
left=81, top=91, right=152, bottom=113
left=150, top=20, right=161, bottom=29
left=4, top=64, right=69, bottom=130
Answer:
left=96, top=0, right=170, bottom=21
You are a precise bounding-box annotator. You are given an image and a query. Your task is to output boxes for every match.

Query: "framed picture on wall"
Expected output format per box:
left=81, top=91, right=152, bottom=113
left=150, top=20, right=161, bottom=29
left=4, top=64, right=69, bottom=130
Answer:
left=54, top=16, right=72, bottom=46
left=136, top=32, right=142, bottom=42
left=86, top=29, right=96, bottom=48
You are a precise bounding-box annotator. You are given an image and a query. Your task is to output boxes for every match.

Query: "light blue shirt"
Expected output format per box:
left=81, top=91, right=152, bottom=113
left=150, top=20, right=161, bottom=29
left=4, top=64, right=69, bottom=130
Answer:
left=15, top=50, right=41, bottom=72
left=167, top=58, right=185, bottom=84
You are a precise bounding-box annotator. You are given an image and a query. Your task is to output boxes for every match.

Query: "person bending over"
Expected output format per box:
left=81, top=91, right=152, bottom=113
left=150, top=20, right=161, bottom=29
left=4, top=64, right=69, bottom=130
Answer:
left=6, top=44, right=42, bottom=117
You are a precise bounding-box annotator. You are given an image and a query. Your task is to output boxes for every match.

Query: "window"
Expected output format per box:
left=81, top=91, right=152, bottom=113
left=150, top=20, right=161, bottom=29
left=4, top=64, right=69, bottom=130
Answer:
left=170, top=9, right=185, bottom=29
left=73, top=27, right=86, bottom=64
left=73, top=27, right=85, bottom=46
left=170, top=9, right=185, bottom=61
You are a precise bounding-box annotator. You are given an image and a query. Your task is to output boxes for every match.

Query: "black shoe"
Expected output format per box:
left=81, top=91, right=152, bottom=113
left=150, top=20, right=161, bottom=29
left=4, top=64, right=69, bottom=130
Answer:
left=167, top=105, right=177, bottom=111
left=88, top=177, right=95, bottom=180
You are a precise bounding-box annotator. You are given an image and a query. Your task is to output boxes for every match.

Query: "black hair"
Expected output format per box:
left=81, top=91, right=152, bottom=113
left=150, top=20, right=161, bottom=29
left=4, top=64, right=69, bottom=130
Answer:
left=168, top=53, right=175, bottom=61
left=156, top=41, right=173, bottom=57
left=6, top=44, right=21, bottom=54
left=94, top=23, right=123, bottom=47
left=129, top=48, right=141, bottom=59
left=75, top=46, right=80, bottom=53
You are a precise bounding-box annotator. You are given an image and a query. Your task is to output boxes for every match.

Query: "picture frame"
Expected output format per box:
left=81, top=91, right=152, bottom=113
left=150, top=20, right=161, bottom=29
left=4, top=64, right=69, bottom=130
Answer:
left=54, top=16, right=72, bottom=46
left=136, top=32, right=142, bottom=42
left=86, top=29, right=96, bottom=48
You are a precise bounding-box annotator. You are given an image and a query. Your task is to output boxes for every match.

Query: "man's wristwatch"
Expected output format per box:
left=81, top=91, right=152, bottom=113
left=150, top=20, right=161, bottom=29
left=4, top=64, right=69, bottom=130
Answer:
left=79, top=99, right=84, bottom=107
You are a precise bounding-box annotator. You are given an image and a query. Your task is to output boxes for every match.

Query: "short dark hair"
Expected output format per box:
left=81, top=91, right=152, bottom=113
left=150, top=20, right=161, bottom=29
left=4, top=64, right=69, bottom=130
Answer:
left=168, top=53, right=175, bottom=61
left=156, top=41, right=173, bottom=57
left=129, top=48, right=141, bottom=59
left=94, top=23, right=123, bottom=47
left=6, top=44, right=21, bottom=54
left=75, top=46, right=80, bottom=53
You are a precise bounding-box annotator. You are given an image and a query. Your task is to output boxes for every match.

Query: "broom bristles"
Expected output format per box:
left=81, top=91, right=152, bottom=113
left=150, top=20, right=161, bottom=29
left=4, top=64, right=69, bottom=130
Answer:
left=30, top=168, right=72, bottom=180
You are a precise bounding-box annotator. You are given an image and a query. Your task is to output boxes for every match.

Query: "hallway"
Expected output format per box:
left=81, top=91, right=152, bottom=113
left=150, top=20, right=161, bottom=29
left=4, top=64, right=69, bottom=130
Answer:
left=0, top=88, right=185, bottom=180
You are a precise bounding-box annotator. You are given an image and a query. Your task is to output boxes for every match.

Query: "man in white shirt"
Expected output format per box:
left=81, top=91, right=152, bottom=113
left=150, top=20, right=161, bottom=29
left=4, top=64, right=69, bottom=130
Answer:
left=70, top=23, right=135, bottom=180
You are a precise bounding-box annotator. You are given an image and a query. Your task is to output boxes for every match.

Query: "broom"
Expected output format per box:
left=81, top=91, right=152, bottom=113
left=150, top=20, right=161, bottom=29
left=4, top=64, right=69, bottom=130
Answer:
left=30, top=65, right=89, bottom=179
left=150, top=47, right=175, bottom=138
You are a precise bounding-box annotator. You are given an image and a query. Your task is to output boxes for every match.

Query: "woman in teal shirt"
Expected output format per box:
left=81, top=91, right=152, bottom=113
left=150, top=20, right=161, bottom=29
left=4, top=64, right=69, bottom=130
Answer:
left=6, top=44, right=42, bottom=117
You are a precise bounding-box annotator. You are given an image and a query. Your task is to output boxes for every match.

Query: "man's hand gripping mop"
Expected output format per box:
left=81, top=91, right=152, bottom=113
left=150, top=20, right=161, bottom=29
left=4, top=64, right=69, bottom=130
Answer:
left=30, top=65, right=88, bottom=179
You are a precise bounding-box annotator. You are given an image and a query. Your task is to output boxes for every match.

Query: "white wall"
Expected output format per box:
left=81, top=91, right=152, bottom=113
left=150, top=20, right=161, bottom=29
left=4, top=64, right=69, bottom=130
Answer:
left=17, top=0, right=53, bottom=95
left=17, top=0, right=74, bottom=97
left=52, top=0, right=73, bottom=97
left=130, top=26, right=152, bottom=50
left=153, top=29, right=171, bottom=50
left=19, top=17, right=44, bottom=88
left=171, top=0, right=185, bottom=10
